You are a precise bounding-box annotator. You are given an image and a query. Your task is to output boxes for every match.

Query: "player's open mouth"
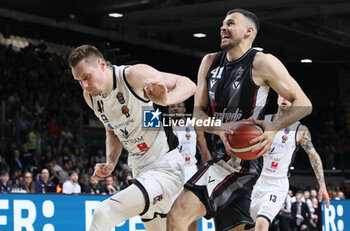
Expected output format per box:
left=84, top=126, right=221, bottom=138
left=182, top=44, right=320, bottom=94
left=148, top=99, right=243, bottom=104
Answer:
left=221, top=33, right=231, bottom=41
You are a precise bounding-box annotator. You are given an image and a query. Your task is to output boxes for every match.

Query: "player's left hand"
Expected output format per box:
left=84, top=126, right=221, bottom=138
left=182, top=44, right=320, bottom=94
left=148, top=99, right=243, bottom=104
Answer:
left=91, top=163, right=114, bottom=181
left=249, top=119, right=278, bottom=157
left=318, top=185, right=330, bottom=208
left=144, top=81, right=168, bottom=106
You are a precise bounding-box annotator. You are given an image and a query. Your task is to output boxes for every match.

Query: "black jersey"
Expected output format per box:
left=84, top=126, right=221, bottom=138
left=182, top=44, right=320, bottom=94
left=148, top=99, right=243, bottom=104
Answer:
left=206, top=48, right=270, bottom=174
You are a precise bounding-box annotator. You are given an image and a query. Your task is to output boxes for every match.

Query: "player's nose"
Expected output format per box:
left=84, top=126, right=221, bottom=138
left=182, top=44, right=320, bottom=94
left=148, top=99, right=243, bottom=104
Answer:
left=220, top=24, right=227, bottom=32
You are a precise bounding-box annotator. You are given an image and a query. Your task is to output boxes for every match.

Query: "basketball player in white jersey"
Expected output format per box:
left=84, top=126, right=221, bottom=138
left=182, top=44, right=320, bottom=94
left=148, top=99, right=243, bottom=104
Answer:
left=249, top=96, right=330, bottom=231
left=68, top=45, right=196, bottom=231
left=168, top=102, right=199, bottom=231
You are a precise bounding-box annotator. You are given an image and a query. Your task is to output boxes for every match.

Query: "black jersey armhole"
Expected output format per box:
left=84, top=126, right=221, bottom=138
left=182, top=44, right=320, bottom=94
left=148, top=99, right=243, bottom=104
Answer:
left=122, top=66, right=150, bottom=103
left=249, top=49, right=260, bottom=89
left=295, top=123, right=301, bottom=147
left=112, top=65, right=117, bottom=90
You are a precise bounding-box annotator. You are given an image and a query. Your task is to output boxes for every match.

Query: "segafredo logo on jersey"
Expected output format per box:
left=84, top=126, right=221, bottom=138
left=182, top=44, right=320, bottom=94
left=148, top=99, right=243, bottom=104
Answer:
left=213, top=107, right=243, bottom=122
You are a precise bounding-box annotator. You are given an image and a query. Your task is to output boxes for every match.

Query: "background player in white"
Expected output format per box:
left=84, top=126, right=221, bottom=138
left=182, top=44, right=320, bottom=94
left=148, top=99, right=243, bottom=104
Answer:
left=68, top=45, right=196, bottom=231
left=168, top=102, right=198, bottom=182
left=168, top=102, right=199, bottom=231
left=249, top=96, right=330, bottom=231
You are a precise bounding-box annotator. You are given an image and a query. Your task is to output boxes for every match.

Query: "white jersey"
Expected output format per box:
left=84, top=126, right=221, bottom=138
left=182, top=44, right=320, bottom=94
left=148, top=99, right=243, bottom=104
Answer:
left=261, top=114, right=301, bottom=178
left=250, top=115, right=301, bottom=222
left=173, top=125, right=197, bottom=166
left=90, top=65, right=179, bottom=175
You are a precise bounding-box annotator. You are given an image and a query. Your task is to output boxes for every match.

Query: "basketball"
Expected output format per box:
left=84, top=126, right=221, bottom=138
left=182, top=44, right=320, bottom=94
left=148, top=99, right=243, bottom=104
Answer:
left=227, top=121, right=264, bottom=160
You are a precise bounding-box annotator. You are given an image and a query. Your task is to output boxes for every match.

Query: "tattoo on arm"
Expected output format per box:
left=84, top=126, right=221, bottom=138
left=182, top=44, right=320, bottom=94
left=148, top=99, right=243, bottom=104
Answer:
left=301, top=130, right=326, bottom=186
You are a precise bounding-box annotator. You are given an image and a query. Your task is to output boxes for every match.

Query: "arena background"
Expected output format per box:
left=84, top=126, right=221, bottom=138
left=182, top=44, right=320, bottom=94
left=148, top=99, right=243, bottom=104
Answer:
left=0, top=0, right=349, bottom=230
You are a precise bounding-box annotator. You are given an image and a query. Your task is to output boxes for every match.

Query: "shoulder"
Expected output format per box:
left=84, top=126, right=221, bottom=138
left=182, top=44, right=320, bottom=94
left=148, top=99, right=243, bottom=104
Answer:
left=253, top=52, right=291, bottom=86
left=201, top=52, right=218, bottom=66
left=296, top=124, right=309, bottom=144
left=253, top=52, right=282, bottom=72
left=83, top=90, right=93, bottom=109
left=124, top=64, right=156, bottom=78
left=197, top=52, right=218, bottom=79
left=124, top=64, right=158, bottom=90
left=297, top=124, right=308, bottom=133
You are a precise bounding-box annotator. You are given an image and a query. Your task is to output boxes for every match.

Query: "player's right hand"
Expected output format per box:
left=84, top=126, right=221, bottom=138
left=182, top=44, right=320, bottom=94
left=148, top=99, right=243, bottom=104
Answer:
left=214, top=122, right=234, bottom=155
left=249, top=119, right=278, bottom=157
left=91, top=163, right=114, bottom=180
left=318, top=184, right=330, bottom=209
left=144, top=81, right=168, bottom=106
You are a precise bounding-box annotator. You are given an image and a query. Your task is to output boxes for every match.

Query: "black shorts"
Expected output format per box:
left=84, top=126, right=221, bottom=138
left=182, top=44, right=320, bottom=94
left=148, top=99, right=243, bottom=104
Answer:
left=184, top=156, right=257, bottom=230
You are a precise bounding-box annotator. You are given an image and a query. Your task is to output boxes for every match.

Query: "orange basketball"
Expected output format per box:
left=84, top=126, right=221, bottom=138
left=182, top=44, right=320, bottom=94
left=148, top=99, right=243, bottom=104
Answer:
left=227, top=121, right=264, bottom=160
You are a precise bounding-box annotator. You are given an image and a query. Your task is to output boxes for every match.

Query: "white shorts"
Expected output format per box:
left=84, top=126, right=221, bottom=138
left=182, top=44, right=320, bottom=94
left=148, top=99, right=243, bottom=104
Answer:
left=131, top=148, right=184, bottom=220
left=250, top=175, right=289, bottom=223
left=183, top=164, right=197, bottom=182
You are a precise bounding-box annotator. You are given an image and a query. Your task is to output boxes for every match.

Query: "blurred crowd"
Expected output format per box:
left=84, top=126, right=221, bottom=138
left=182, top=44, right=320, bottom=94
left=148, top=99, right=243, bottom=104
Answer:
left=271, top=184, right=348, bottom=231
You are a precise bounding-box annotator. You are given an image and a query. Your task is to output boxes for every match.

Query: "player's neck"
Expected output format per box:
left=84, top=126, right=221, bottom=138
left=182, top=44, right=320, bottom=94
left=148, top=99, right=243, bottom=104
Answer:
left=226, top=44, right=251, bottom=61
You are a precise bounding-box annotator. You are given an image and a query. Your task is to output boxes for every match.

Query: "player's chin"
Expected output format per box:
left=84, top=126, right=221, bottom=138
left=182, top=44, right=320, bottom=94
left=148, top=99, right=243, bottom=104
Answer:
left=220, top=43, right=228, bottom=50
left=90, top=91, right=99, bottom=97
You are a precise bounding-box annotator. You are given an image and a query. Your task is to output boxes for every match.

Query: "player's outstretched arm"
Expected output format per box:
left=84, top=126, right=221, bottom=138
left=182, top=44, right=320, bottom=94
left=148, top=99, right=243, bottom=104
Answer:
left=254, top=53, right=312, bottom=128
left=125, top=64, right=196, bottom=106
left=298, top=125, right=330, bottom=208
left=82, top=90, right=123, bottom=181
left=92, top=127, right=123, bottom=181
left=250, top=53, right=312, bottom=156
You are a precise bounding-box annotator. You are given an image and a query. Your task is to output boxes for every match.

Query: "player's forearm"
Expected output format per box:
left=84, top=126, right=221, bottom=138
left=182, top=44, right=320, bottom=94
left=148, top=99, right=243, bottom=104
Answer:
left=197, top=131, right=211, bottom=163
left=105, top=131, right=123, bottom=167
left=166, top=77, right=196, bottom=105
left=274, top=100, right=312, bottom=131
left=309, top=151, right=326, bottom=187
left=193, top=107, right=222, bottom=134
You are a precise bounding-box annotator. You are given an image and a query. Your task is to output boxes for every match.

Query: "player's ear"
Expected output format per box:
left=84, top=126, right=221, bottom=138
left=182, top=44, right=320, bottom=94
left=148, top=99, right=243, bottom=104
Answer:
left=244, top=26, right=254, bottom=38
left=98, top=59, right=106, bottom=69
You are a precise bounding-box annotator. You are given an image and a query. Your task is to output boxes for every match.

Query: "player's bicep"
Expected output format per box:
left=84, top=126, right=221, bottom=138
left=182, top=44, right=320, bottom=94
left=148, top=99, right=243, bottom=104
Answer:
left=258, top=54, right=304, bottom=103
left=126, top=64, right=178, bottom=90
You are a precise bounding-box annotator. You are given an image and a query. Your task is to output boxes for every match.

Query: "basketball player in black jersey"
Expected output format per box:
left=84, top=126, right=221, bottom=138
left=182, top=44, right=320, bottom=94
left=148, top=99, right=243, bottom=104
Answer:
left=167, top=9, right=312, bottom=231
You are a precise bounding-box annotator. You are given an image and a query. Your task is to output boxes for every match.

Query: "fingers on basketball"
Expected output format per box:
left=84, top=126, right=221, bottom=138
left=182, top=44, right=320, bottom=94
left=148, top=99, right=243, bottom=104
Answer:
left=220, top=133, right=232, bottom=154
left=227, top=121, right=264, bottom=160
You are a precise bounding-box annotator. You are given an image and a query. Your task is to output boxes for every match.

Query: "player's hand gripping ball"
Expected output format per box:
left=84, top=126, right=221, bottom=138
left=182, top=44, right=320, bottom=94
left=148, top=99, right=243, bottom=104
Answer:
left=227, top=121, right=264, bottom=160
